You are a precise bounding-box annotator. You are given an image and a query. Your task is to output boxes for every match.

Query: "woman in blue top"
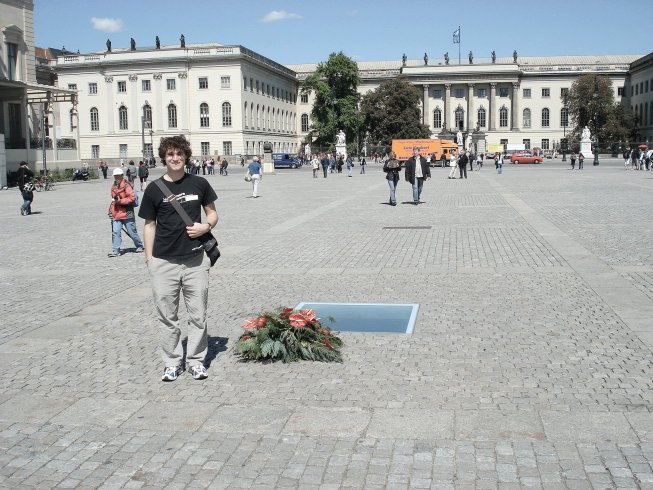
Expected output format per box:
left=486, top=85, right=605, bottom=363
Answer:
left=248, top=156, right=262, bottom=198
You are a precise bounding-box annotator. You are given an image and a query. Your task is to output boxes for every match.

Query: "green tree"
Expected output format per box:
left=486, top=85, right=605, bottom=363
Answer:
left=300, top=52, right=361, bottom=149
left=566, top=75, right=635, bottom=146
left=360, top=78, right=431, bottom=148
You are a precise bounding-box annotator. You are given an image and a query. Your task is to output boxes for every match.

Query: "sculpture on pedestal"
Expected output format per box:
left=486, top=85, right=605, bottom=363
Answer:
left=130, top=38, right=136, bottom=50
left=444, top=52, right=449, bottom=65
left=155, top=36, right=160, bottom=49
left=513, top=50, right=518, bottom=63
left=456, top=130, right=463, bottom=146
left=581, top=126, right=591, bottom=142
left=336, top=130, right=346, bottom=146
left=180, top=34, right=185, bottom=48
left=468, top=51, right=473, bottom=64
left=491, top=51, right=496, bottom=63
left=106, top=38, right=111, bottom=52
left=423, top=52, right=428, bottom=66
left=402, top=53, right=407, bottom=66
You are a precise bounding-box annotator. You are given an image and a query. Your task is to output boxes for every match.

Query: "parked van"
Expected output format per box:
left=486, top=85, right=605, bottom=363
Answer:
left=272, top=153, right=302, bottom=168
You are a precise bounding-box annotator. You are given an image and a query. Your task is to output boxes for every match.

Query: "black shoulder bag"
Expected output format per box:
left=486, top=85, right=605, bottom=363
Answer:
left=154, top=178, right=220, bottom=266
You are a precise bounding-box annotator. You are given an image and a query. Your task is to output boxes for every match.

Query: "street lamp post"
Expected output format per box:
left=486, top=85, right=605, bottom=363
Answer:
left=562, top=93, right=568, bottom=162
left=592, top=76, right=600, bottom=165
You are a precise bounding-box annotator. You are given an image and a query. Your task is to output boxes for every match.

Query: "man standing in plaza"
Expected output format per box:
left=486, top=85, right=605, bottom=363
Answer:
left=138, top=135, right=218, bottom=381
left=404, top=147, right=430, bottom=204
left=320, top=153, right=329, bottom=178
left=458, top=150, right=469, bottom=179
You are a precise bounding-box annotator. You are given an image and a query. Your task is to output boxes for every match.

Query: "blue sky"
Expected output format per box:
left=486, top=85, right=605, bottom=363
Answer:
left=35, top=0, right=650, bottom=65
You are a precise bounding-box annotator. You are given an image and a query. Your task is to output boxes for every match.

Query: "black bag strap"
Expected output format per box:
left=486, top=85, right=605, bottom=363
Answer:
left=154, top=178, right=194, bottom=227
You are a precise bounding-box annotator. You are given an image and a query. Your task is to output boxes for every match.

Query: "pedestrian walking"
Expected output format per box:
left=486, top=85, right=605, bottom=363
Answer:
left=311, top=155, right=320, bottom=178
left=138, top=161, right=149, bottom=190
left=17, top=161, right=34, bottom=216
left=99, top=160, right=108, bottom=179
left=222, top=157, right=228, bottom=176
left=476, top=153, right=483, bottom=171
left=107, top=168, right=143, bottom=257
left=496, top=153, right=503, bottom=174
left=346, top=155, right=354, bottom=177
left=578, top=152, right=584, bottom=170
left=404, top=147, right=430, bottom=205
left=248, top=156, right=262, bottom=197
left=448, top=153, right=458, bottom=179
left=570, top=152, right=576, bottom=170
left=458, top=150, right=469, bottom=179
left=126, top=160, right=137, bottom=185
left=138, top=135, right=218, bottom=381
left=360, top=157, right=366, bottom=174
left=383, top=151, right=401, bottom=206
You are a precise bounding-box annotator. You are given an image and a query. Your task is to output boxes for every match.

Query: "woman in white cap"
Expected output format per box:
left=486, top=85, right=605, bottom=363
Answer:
left=107, top=167, right=143, bottom=257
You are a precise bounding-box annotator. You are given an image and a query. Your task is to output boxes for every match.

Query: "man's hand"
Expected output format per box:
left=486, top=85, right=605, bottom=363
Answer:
left=186, top=222, right=211, bottom=239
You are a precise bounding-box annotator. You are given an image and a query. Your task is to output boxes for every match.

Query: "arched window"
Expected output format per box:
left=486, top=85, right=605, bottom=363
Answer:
left=142, top=104, right=152, bottom=126
left=560, top=107, right=568, bottom=128
left=244, top=102, right=248, bottom=128
left=541, top=108, right=550, bottom=127
left=256, top=104, right=260, bottom=129
left=301, top=113, right=309, bottom=132
left=499, top=106, right=508, bottom=127
left=523, top=108, right=531, bottom=128
left=261, top=105, right=265, bottom=129
left=455, top=107, right=465, bottom=130
left=168, top=103, right=177, bottom=128
left=118, top=105, right=128, bottom=130
left=90, top=107, right=99, bottom=131
left=221, top=102, right=231, bottom=127
left=267, top=107, right=271, bottom=129
left=477, top=107, right=486, bottom=128
left=433, top=108, right=442, bottom=128
left=200, top=103, right=209, bottom=127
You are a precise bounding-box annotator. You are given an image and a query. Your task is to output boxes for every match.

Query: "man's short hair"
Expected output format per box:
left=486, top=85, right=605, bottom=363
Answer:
left=158, top=135, right=192, bottom=160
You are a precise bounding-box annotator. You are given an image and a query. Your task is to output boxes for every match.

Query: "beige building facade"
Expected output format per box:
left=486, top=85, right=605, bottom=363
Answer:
left=52, top=43, right=651, bottom=164
left=55, top=44, right=301, bottom=163
left=626, top=52, right=653, bottom=143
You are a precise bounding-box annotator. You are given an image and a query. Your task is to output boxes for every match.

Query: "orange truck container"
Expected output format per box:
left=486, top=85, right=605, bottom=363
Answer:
left=391, top=139, right=458, bottom=165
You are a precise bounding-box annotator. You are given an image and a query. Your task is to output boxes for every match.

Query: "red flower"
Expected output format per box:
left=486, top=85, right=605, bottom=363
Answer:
left=324, top=338, right=333, bottom=350
left=242, top=317, right=259, bottom=330
left=280, top=307, right=294, bottom=319
left=298, top=309, right=318, bottom=323
left=241, top=335, right=251, bottom=341
left=257, top=316, right=267, bottom=329
left=288, top=313, right=307, bottom=328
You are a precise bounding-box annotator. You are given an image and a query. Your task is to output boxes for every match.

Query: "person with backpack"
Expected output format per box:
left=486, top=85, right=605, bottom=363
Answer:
left=107, top=168, right=143, bottom=257
left=126, top=160, right=137, bottom=185
left=138, top=161, right=150, bottom=190
left=17, top=161, right=34, bottom=216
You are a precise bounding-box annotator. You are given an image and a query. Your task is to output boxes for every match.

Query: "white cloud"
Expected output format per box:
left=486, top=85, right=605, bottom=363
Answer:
left=260, top=10, right=302, bottom=23
left=91, top=17, right=124, bottom=33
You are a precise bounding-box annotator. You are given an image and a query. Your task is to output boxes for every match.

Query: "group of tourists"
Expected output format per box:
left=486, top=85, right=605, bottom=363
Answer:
left=183, top=157, right=230, bottom=175
left=623, top=147, right=653, bottom=170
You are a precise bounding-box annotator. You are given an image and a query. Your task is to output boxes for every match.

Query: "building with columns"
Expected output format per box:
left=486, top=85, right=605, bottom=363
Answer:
left=290, top=54, right=643, bottom=154
left=51, top=45, right=649, bottom=165
left=626, top=52, right=653, bottom=143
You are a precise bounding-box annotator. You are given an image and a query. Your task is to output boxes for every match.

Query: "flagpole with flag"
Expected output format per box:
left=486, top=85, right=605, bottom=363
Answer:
left=453, top=26, right=460, bottom=65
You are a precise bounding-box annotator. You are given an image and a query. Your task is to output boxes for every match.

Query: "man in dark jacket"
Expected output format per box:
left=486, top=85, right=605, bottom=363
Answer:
left=17, top=161, right=34, bottom=216
left=404, top=147, right=430, bottom=204
left=320, top=153, right=329, bottom=178
left=458, top=150, right=469, bottom=179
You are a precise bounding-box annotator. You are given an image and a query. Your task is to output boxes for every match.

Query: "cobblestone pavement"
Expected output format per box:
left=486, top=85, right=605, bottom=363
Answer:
left=1, top=158, right=652, bottom=489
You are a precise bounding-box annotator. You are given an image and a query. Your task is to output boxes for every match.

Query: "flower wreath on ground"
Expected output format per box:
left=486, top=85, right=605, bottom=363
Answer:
left=233, top=307, right=343, bottom=362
